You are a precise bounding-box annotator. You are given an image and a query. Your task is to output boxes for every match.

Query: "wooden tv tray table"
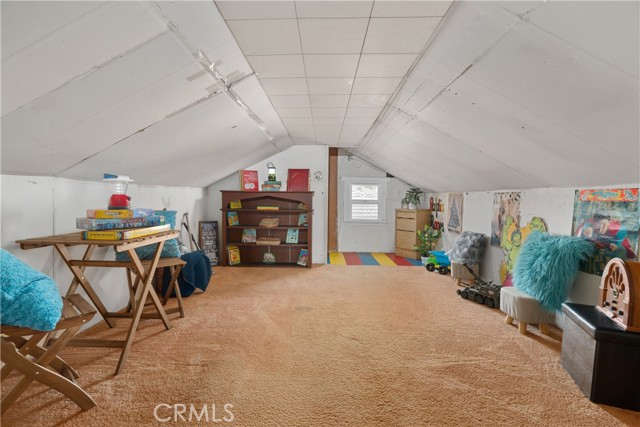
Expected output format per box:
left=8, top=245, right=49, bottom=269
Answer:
left=16, top=230, right=179, bottom=375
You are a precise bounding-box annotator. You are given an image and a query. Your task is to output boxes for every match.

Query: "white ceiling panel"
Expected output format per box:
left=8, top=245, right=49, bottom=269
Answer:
left=467, top=22, right=639, bottom=157
left=295, top=1, right=373, bottom=18
left=1, top=1, right=166, bottom=115
left=227, top=19, right=301, bottom=55
left=304, top=54, right=360, bottom=77
left=292, top=136, right=317, bottom=144
left=391, top=57, right=459, bottom=116
left=299, top=18, right=369, bottom=54
left=269, top=95, right=311, bottom=109
left=311, top=107, right=347, bottom=118
left=525, top=1, right=639, bottom=78
left=307, top=78, right=353, bottom=94
left=363, top=17, right=440, bottom=54
left=314, top=117, right=344, bottom=126
left=260, top=78, right=309, bottom=95
left=427, top=2, right=519, bottom=72
left=247, top=55, right=306, bottom=78
left=310, top=94, right=350, bottom=108
left=346, top=107, right=383, bottom=118
left=315, top=134, right=340, bottom=144
left=397, top=120, right=541, bottom=191
left=315, top=127, right=342, bottom=138
left=356, top=53, right=418, bottom=77
left=287, top=126, right=315, bottom=137
left=60, top=95, right=280, bottom=187
left=352, top=77, right=402, bottom=94
left=276, top=107, right=312, bottom=118
left=1, top=1, right=106, bottom=60
left=344, top=117, right=376, bottom=128
left=231, top=75, right=294, bottom=150
left=215, top=1, right=295, bottom=20
left=156, top=1, right=238, bottom=55
left=12, top=62, right=217, bottom=177
left=497, top=1, right=545, bottom=17
left=371, top=0, right=453, bottom=18
left=416, top=78, right=638, bottom=187
left=282, top=117, right=314, bottom=127
left=348, top=94, right=390, bottom=108
left=2, top=32, right=196, bottom=174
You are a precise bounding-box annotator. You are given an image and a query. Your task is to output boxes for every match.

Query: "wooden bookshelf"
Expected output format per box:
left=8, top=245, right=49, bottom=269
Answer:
left=220, top=191, right=313, bottom=267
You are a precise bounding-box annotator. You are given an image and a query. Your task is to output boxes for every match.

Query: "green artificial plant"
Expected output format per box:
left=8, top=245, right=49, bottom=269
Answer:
left=416, top=225, right=441, bottom=257
left=402, top=187, right=424, bottom=208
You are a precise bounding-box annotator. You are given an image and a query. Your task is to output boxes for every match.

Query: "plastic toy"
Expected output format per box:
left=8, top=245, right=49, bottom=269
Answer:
left=456, top=263, right=502, bottom=308
left=425, top=250, right=451, bottom=275
left=104, top=173, right=133, bottom=210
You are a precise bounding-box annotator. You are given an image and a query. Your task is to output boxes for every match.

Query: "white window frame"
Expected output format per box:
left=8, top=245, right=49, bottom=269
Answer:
left=341, top=177, right=389, bottom=224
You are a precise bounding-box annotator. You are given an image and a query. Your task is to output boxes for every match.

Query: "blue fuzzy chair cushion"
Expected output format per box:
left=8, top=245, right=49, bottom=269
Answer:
left=0, top=249, right=63, bottom=331
left=513, top=231, right=595, bottom=311
left=115, top=210, right=180, bottom=261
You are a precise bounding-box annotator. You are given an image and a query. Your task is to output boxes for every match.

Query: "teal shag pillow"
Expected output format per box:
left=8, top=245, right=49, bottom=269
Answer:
left=115, top=210, right=180, bottom=261
left=513, top=231, right=595, bottom=312
left=0, top=249, right=63, bottom=331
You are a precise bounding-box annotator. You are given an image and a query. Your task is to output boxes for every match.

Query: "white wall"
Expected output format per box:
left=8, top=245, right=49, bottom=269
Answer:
left=204, top=145, right=329, bottom=264
left=1, top=174, right=206, bottom=323
left=426, top=183, right=640, bottom=323
left=337, top=152, right=412, bottom=252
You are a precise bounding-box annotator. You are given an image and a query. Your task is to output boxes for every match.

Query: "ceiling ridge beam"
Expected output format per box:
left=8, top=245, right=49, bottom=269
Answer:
left=149, top=2, right=279, bottom=148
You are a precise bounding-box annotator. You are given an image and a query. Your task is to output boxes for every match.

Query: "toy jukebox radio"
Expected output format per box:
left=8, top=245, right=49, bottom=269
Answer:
left=597, top=258, right=640, bottom=332
left=104, top=173, right=133, bottom=210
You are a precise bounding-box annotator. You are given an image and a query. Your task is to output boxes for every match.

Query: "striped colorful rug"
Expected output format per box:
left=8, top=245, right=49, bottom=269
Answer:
left=327, top=252, right=423, bottom=266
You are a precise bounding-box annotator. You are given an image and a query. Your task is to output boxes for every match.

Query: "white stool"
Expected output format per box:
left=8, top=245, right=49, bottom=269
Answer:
left=500, top=286, right=555, bottom=335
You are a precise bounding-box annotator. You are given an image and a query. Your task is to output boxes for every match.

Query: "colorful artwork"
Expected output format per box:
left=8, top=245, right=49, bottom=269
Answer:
left=572, top=188, right=639, bottom=276
left=447, top=193, right=463, bottom=233
left=500, top=216, right=547, bottom=285
left=491, top=192, right=521, bottom=247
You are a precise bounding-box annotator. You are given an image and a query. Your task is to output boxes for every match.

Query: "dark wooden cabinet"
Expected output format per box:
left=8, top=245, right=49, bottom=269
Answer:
left=220, top=191, right=313, bottom=267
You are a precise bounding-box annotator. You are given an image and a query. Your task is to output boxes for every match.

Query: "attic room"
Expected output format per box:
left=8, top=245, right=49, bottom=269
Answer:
left=1, top=0, right=639, bottom=425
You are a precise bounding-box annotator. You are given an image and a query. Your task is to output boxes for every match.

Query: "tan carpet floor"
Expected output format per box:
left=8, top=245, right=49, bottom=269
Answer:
left=2, top=265, right=639, bottom=426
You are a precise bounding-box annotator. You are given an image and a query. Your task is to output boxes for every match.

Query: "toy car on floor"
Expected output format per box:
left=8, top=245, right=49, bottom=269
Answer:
left=456, top=263, right=501, bottom=308
left=425, top=251, right=451, bottom=275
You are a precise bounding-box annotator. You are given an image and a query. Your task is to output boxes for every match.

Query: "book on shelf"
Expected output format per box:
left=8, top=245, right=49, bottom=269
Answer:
left=227, top=211, right=240, bottom=226
left=239, top=170, right=259, bottom=192
left=76, top=215, right=165, bottom=231
left=229, top=199, right=242, bottom=209
left=86, top=208, right=155, bottom=219
left=256, top=236, right=281, bottom=245
left=286, top=169, right=310, bottom=191
left=228, top=245, right=241, bottom=265
left=262, top=180, right=282, bottom=192
left=259, top=218, right=279, bottom=228
left=257, top=206, right=279, bottom=210
left=297, top=249, right=309, bottom=266
left=241, top=228, right=257, bottom=243
left=286, top=228, right=299, bottom=244
left=298, top=213, right=308, bottom=227
left=81, top=224, right=170, bottom=241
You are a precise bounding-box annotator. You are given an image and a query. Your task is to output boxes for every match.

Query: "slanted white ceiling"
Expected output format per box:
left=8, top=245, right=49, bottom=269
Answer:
left=1, top=1, right=638, bottom=192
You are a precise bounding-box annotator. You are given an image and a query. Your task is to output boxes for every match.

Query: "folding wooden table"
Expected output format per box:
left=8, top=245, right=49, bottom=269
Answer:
left=16, top=230, right=179, bottom=375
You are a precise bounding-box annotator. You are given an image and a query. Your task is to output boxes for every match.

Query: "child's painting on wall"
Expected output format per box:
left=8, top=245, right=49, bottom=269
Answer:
left=447, top=193, right=463, bottom=234
left=491, top=192, right=521, bottom=247
left=572, top=188, right=639, bottom=276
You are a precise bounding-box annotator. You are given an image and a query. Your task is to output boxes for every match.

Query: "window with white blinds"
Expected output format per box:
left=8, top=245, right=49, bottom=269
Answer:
left=342, top=178, right=389, bottom=223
